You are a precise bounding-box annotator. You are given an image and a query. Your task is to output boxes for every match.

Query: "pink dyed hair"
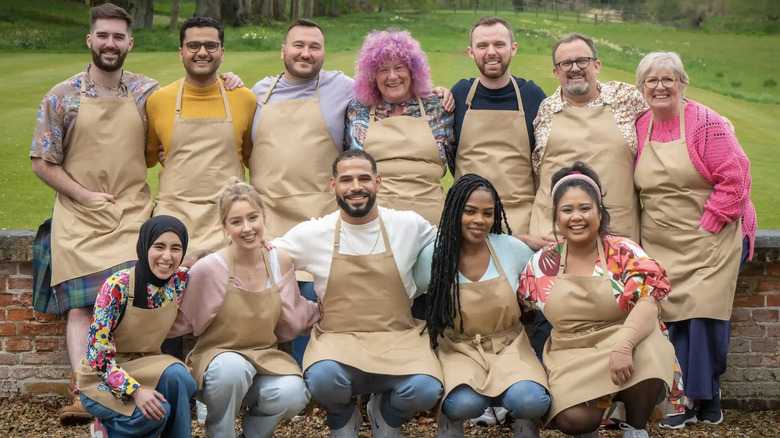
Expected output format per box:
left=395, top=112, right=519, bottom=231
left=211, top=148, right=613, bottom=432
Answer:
left=353, top=28, right=432, bottom=106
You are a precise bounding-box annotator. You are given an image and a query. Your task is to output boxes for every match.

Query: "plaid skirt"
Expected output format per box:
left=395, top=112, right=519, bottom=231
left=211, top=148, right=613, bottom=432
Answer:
left=32, top=218, right=135, bottom=314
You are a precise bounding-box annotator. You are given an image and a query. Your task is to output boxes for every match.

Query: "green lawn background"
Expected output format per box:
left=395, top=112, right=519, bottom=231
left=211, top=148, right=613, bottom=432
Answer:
left=1, top=6, right=777, bottom=229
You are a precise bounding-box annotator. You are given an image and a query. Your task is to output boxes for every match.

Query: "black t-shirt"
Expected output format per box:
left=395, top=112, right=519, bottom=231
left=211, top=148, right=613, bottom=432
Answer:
left=451, top=75, right=546, bottom=169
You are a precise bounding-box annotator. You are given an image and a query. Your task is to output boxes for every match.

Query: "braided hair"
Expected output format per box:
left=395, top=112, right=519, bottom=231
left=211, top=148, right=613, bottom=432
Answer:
left=425, top=174, right=511, bottom=349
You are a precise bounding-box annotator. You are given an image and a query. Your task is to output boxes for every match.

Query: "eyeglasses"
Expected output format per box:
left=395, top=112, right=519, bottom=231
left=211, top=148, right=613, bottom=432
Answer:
left=554, top=57, right=596, bottom=72
left=184, top=41, right=221, bottom=53
left=644, top=77, right=678, bottom=88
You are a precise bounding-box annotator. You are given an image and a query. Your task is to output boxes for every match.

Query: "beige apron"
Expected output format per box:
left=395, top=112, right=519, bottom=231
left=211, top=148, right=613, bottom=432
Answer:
left=302, top=217, right=443, bottom=381
left=530, top=106, right=640, bottom=242
left=153, top=79, right=242, bottom=253
left=362, top=98, right=446, bottom=226
left=634, top=109, right=742, bottom=322
left=541, top=241, right=675, bottom=423
left=51, top=80, right=153, bottom=284
left=77, top=269, right=184, bottom=416
left=436, top=239, right=548, bottom=399
left=249, top=73, right=339, bottom=240
left=186, top=249, right=300, bottom=389
left=454, top=78, right=535, bottom=235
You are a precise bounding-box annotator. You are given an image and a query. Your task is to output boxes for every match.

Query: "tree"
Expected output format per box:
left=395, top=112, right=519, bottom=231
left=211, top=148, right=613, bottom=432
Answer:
left=169, top=0, right=181, bottom=30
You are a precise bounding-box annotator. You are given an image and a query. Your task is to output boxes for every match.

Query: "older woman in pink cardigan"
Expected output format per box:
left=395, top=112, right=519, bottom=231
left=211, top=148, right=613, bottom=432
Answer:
left=632, top=51, right=756, bottom=430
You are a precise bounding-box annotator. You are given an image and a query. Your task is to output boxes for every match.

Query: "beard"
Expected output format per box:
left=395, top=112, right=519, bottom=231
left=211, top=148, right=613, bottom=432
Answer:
left=565, top=81, right=591, bottom=96
left=477, top=58, right=510, bottom=80
left=283, top=56, right=322, bottom=81
left=336, top=191, right=377, bottom=219
left=91, top=46, right=128, bottom=73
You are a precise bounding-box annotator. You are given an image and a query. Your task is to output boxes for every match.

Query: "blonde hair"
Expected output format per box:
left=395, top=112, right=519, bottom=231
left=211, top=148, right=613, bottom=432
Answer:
left=218, top=177, right=265, bottom=225
left=635, top=51, right=689, bottom=95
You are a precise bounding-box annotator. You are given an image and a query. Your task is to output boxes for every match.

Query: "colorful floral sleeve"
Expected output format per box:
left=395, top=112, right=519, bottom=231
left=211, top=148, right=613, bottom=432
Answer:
left=517, top=241, right=564, bottom=310
left=344, top=99, right=370, bottom=150
left=84, top=269, right=139, bottom=399
left=603, top=236, right=670, bottom=313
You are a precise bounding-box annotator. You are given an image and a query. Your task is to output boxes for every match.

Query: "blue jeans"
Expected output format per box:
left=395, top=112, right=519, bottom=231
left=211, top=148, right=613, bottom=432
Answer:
left=291, top=281, right=317, bottom=368
left=81, top=363, right=198, bottom=438
left=304, top=360, right=442, bottom=429
left=441, top=381, right=550, bottom=421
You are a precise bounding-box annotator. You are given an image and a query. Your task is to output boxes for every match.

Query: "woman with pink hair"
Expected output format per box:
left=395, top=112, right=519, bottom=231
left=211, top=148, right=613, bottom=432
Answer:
left=344, top=28, right=454, bottom=226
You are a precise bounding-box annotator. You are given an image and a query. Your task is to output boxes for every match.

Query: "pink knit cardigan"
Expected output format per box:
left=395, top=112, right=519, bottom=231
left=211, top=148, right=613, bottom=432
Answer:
left=635, top=99, right=756, bottom=259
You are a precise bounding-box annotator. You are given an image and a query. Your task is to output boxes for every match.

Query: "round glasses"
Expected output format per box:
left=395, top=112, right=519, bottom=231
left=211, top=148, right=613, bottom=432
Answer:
left=184, top=41, right=221, bottom=53
left=644, top=77, right=678, bottom=88
left=554, top=57, right=596, bottom=72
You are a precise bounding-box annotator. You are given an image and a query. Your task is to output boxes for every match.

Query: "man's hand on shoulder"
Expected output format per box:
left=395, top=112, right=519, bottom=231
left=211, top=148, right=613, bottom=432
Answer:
left=220, top=72, right=244, bottom=91
left=432, top=87, right=455, bottom=112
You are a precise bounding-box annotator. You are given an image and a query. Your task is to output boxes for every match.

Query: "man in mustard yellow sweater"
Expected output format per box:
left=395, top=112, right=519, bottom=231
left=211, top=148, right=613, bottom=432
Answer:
left=146, top=17, right=257, bottom=253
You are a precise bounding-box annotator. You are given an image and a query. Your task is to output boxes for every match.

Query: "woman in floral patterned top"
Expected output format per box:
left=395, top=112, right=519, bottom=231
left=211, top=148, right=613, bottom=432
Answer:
left=517, top=162, right=680, bottom=438
left=78, top=216, right=197, bottom=438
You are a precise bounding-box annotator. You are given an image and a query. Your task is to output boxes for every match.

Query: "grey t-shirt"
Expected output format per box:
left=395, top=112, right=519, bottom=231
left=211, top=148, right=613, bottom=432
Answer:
left=250, top=70, right=354, bottom=149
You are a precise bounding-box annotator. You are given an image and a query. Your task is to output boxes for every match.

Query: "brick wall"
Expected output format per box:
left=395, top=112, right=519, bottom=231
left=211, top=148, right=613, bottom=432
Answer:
left=0, top=230, right=778, bottom=409
left=0, top=231, right=70, bottom=397
left=722, top=231, right=780, bottom=410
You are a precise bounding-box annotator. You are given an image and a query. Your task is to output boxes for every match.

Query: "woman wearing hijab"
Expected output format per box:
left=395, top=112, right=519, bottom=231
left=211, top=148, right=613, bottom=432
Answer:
left=77, top=215, right=197, bottom=438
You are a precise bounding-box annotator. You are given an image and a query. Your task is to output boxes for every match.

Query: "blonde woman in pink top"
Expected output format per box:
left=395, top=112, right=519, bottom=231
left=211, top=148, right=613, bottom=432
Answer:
left=633, top=51, right=756, bottom=430
left=169, top=177, right=320, bottom=438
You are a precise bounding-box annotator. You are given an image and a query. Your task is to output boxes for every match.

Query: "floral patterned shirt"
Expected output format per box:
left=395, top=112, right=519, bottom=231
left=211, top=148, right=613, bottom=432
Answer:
left=30, top=65, right=158, bottom=165
left=518, top=235, right=669, bottom=312
left=85, top=268, right=187, bottom=399
left=531, top=81, right=648, bottom=174
left=344, top=95, right=454, bottom=169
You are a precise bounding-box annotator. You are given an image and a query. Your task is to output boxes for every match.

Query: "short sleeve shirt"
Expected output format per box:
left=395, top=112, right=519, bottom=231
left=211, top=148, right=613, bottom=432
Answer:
left=30, top=65, right=158, bottom=164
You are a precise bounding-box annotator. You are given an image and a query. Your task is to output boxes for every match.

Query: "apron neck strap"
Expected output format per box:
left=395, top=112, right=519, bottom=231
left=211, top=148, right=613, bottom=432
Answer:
left=646, top=100, right=687, bottom=143
left=484, top=238, right=507, bottom=278
left=262, top=72, right=321, bottom=105
left=80, top=77, right=88, bottom=98
left=559, top=237, right=608, bottom=274
left=127, top=267, right=136, bottom=299
left=227, top=248, right=277, bottom=288
left=176, top=79, right=231, bottom=118
left=333, top=216, right=391, bottom=256
left=467, top=77, right=521, bottom=110
left=262, top=72, right=284, bottom=105
left=370, top=96, right=427, bottom=120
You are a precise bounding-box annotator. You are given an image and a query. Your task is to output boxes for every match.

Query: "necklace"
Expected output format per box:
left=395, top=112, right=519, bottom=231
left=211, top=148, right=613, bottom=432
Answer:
left=340, top=226, right=382, bottom=255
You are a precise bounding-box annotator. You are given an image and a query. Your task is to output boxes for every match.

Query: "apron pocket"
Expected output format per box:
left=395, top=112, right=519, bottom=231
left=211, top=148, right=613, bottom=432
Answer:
left=61, top=196, right=121, bottom=236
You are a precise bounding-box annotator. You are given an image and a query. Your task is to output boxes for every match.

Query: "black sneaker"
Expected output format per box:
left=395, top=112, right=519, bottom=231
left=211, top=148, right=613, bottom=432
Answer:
left=697, top=409, right=724, bottom=425
left=658, top=407, right=697, bottom=430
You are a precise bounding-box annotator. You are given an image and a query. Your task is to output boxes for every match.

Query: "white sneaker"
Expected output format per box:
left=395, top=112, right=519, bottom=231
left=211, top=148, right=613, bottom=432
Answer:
left=469, top=406, right=508, bottom=426
left=366, top=393, right=402, bottom=438
left=436, top=412, right=464, bottom=438
left=330, top=405, right=361, bottom=438
left=513, top=418, right=540, bottom=438
left=619, top=423, right=649, bottom=438
left=196, top=400, right=207, bottom=426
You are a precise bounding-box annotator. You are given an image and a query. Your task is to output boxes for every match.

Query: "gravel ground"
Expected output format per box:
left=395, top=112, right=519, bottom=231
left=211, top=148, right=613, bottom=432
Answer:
left=2, top=396, right=778, bottom=437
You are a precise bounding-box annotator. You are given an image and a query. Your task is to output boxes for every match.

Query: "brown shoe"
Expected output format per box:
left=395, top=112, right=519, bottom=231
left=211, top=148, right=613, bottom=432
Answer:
left=59, top=397, right=93, bottom=426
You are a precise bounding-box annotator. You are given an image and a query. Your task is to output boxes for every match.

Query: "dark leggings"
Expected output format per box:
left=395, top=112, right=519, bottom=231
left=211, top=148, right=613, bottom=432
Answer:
left=553, top=378, right=664, bottom=435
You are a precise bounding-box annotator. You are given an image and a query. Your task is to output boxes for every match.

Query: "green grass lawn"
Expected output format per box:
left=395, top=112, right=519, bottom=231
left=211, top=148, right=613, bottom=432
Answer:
left=1, top=50, right=777, bottom=230
left=0, top=3, right=777, bottom=230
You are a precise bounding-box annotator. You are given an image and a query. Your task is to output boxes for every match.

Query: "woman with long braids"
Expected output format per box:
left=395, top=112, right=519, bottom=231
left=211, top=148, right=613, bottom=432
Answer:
left=518, top=161, right=679, bottom=438
left=416, top=174, right=550, bottom=438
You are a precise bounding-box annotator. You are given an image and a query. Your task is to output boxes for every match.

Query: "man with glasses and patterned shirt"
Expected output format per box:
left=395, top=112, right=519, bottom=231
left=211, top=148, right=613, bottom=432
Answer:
left=146, top=17, right=256, bottom=254
left=530, top=32, right=646, bottom=246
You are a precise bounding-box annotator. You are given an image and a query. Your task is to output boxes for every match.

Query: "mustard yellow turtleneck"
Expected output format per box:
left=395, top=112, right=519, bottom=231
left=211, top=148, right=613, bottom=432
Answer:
left=145, top=78, right=258, bottom=168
